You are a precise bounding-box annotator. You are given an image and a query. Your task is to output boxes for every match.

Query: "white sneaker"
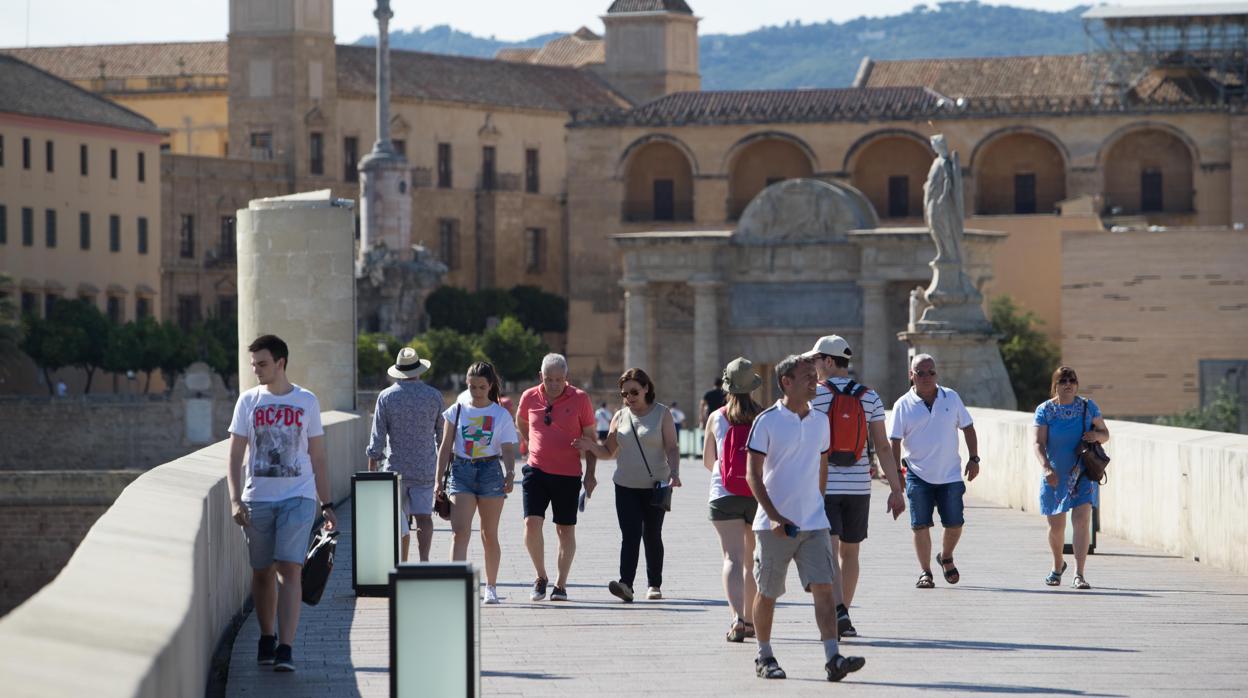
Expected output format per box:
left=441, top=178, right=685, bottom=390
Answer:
left=483, top=586, right=501, bottom=604
left=646, top=587, right=662, bottom=600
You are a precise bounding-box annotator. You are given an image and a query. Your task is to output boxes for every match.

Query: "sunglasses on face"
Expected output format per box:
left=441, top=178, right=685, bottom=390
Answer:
left=1057, top=378, right=1078, bottom=385
left=620, top=388, right=642, bottom=398
left=913, top=370, right=937, bottom=378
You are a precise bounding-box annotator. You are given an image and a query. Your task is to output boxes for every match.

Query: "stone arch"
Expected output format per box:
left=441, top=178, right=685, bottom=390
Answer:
left=619, top=134, right=697, bottom=222
left=724, top=132, right=817, bottom=220
left=971, top=127, right=1069, bottom=215
left=1098, top=123, right=1197, bottom=215
left=845, top=129, right=934, bottom=220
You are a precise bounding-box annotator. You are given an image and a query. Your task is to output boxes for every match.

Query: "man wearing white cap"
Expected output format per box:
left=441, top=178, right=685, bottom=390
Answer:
left=366, top=347, right=445, bottom=562
left=804, top=335, right=905, bottom=639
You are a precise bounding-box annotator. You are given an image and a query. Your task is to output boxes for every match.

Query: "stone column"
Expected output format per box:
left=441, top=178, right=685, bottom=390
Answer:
left=237, top=191, right=357, bottom=411
left=690, top=279, right=722, bottom=413
left=859, top=279, right=890, bottom=392
left=620, top=278, right=650, bottom=370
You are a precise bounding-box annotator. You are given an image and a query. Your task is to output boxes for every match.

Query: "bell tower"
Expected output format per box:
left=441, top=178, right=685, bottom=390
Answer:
left=602, top=0, right=701, bottom=105
left=227, top=0, right=338, bottom=183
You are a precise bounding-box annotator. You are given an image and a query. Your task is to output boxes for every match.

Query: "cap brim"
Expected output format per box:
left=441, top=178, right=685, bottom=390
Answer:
left=387, top=359, right=431, bottom=380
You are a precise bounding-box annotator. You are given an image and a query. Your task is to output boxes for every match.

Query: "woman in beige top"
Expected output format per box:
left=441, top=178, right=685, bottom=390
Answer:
left=575, top=368, right=680, bottom=602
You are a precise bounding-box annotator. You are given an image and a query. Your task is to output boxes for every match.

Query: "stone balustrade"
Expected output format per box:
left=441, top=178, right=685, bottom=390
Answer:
left=0, top=411, right=367, bottom=697
left=964, top=408, right=1248, bottom=576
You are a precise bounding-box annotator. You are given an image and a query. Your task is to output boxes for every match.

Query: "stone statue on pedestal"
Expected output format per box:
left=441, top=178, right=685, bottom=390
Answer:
left=356, top=242, right=447, bottom=341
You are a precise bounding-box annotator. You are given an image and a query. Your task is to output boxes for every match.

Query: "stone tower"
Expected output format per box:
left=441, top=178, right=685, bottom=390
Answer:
left=227, top=0, right=338, bottom=183
left=601, top=0, right=701, bottom=105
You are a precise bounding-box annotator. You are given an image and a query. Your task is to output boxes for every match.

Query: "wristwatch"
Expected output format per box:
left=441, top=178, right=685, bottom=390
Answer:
left=968, top=455, right=981, bottom=464
left=321, top=502, right=335, bottom=512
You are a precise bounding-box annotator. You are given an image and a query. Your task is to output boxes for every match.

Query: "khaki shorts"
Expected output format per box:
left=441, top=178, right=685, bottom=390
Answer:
left=753, top=528, right=835, bottom=599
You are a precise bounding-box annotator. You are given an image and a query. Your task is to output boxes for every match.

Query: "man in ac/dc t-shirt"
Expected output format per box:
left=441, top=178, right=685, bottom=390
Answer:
left=227, top=335, right=337, bottom=674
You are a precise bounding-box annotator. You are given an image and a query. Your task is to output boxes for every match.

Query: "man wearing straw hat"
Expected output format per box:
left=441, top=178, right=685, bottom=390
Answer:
left=366, top=347, right=445, bottom=562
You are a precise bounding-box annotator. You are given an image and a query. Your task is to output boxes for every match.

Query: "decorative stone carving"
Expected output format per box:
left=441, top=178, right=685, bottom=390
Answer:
left=734, top=179, right=878, bottom=245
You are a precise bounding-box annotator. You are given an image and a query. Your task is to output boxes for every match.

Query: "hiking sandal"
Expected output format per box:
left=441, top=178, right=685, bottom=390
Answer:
left=726, top=618, right=747, bottom=643
left=1045, top=561, right=1068, bottom=587
left=1072, top=574, right=1091, bottom=590
left=755, top=656, right=786, bottom=679
left=916, top=570, right=935, bottom=589
left=935, top=552, right=960, bottom=584
left=743, top=621, right=755, bottom=638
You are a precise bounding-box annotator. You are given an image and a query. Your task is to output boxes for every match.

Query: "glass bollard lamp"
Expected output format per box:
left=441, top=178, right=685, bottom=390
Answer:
left=352, top=471, right=401, bottom=596
left=390, top=562, right=480, bottom=697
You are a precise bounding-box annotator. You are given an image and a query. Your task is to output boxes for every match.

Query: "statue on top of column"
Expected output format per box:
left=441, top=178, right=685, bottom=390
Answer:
left=923, top=134, right=965, bottom=267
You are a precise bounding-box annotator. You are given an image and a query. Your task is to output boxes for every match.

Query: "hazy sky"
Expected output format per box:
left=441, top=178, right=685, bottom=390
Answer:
left=0, top=0, right=1180, bottom=47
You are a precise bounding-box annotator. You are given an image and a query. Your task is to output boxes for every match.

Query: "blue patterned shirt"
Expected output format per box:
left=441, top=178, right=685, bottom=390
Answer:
left=366, top=380, right=446, bottom=486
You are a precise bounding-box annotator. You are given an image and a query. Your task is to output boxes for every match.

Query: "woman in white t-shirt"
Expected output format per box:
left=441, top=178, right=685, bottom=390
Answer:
left=702, top=357, right=764, bottom=643
left=435, top=361, right=519, bottom=604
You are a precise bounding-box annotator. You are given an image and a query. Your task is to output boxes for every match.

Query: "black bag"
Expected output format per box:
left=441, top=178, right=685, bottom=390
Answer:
left=302, top=529, right=339, bottom=606
left=629, top=411, right=673, bottom=511
left=1075, top=398, right=1110, bottom=484
left=434, top=406, right=459, bottom=520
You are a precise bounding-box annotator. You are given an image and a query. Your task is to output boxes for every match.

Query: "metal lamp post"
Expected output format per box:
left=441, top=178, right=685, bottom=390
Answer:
left=352, top=470, right=401, bottom=596
left=390, top=562, right=480, bottom=697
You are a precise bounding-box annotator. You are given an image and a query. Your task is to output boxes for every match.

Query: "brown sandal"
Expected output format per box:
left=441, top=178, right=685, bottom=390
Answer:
left=726, top=618, right=748, bottom=643
left=916, top=571, right=935, bottom=588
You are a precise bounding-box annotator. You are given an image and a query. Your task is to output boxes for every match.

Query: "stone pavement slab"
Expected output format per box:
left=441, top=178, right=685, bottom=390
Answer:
left=228, top=459, right=1248, bottom=696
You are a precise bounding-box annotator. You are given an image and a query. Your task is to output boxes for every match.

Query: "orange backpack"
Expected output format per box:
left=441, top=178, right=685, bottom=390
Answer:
left=826, top=380, right=868, bottom=467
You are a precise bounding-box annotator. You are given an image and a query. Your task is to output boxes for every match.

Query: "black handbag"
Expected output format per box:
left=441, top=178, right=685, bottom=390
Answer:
left=433, top=405, right=460, bottom=520
left=1075, top=398, right=1110, bottom=484
left=301, top=529, right=338, bottom=606
left=629, top=411, right=673, bottom=511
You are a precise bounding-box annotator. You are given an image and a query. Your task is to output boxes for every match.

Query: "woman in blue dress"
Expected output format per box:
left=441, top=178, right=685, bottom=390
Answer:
left=1032, top=366, right=1109, bottom=590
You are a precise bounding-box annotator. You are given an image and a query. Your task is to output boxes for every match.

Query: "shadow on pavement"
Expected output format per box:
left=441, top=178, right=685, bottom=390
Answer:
left=846, top=680, right=1127, bottom=696
left=805, top=636, right=1138, bottom=654
left=958, top=584, right=1155, bottom=598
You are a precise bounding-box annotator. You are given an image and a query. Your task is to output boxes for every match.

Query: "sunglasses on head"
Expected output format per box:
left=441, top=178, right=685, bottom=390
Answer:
left=620, top=388, right=642, bottom=398
left=914, top=370, right=937, bottom=378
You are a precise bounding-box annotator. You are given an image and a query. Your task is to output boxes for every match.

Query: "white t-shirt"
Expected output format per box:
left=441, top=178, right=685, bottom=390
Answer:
left=594, top=407, right=613, bottom=432
left=746, top=400, right=831, bottom=532
left=812, top=377, right=885, bottom=496
left=705, top=409, right=731, bottom=501
left=671, top=407, right=686, bottom=427
left=888, top=386, right=973, bottom=485
left=443, top=400, right=519, bottom=459
left=229, top=384, right=324, bottom=503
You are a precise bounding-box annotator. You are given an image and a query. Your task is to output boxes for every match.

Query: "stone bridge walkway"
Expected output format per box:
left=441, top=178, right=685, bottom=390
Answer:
left=227, top=459, right=1248, bottom=696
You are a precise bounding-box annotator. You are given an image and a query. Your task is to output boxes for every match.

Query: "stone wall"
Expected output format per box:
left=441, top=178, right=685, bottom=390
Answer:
left=964, top=407, right=1248, bottom=576
left=0, top=411, right=368, bottom=696
left=0, top=470, right=141, bottom=614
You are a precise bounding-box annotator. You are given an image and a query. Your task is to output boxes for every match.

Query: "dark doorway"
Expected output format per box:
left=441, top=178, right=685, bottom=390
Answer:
left=888, top=175, right=909, bottom=218
left=653, top=179, right=675, bottom=221
left=1141, top=169, right=1163, bottom=212
left=1014, top=173, right=1037, bottom=214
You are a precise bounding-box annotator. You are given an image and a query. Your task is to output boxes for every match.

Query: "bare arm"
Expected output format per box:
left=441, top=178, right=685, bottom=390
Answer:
left=890, top=437, right=903, bottom=474
left=702, top=419, right=716, bottom=472
left=581, top=425, right=599, bottom=497
left=517, top=406, right=529, bottom=445
left=574, top=412, right=620, bottom=458
left=1085, top=416, right=1110, bottom=444
left=308, top=435, right=337, bottom=531
left=869, top=421, right=902, bottom=493
left=962, top=424, right=979, bottom=482
left=227, top=434, right=250, bottom=526
left=1033, top=425, right=1050, bottom=469
left=501, top=442, right=516, bottom=493
left=435, top=417, right=456, bottom=492
left=661, top=408, right=681, bottom=486
left=818, top=450, right=828, bottom=502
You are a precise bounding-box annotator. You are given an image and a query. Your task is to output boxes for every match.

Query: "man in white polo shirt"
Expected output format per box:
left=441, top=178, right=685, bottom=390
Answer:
left=746, top=354, right=866, bottom=683
left=888, top=353, right=980, bottom=589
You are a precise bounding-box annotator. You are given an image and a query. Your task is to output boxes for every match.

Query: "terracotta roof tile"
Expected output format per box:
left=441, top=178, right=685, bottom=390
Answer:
left=858, top=54, right=1102, bottom=98
left=0, top=54, right=161, bottom=133
left=496, top=28, right=604, bottom=69
left=0, top=41, right=226, bottom=79
left=572, top=87, right=947, bottom=127
left=337, top=45, right=629, bottom=111
left=607, top=0, right=694, bottom=14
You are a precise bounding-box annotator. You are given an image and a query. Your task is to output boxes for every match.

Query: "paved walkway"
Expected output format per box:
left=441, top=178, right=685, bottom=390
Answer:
left=228, top=459, right=1248, bottom=696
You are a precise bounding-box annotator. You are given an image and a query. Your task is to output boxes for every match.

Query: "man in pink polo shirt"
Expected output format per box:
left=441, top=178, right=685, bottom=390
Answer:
left=517, top=353, right=597, bottom=602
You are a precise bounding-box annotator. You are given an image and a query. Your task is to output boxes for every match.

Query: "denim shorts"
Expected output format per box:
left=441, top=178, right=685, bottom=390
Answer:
left=448, top=456, right=506, bottom=498
left=243, top=496, right=316, bottom=569
left=906, top=471, right=966, bottom=530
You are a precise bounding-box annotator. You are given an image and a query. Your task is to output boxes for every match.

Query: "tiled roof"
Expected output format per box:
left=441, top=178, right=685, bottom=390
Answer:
left=0, top=41, right=226, bottom=79
left=607, top=0, right=694, bottom=13
left=337, top=45, right=629, bottom=111
left=0, top=54, right=161, bottom=133
left=571, top=87, right=948, bottom=127
left=496, top=27, right=604, bottom=69
left=856, top=54, right=1102, bottom=98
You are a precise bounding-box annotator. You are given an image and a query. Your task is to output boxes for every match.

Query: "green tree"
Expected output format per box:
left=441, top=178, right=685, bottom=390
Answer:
left=479, top=316, right=548, bottom=384
left=196, top=315, right=239, bottom=390
left=358, top=332, right=402, bottom=386
left=476, top=288, right=518, bottom=323
left=48, top=299, right=111, bottom=393
left=0, top=275, right=21, bottom=373
left=101, top=321, right=141, bottom=379
left=20, top=313, right=76, bottom=394
left=130, top=316, right=164, bottom=393
left=1158, top=385, right=1242, bottom=434
left=990, top=295, right=1060, bottom=409
left=410, top=328, right=480, bottom=386
left=425, top=286, right=484, bottom=334
left=510, top=285, right=568, bottom=333
left=157, top=320, right=197, bottom=394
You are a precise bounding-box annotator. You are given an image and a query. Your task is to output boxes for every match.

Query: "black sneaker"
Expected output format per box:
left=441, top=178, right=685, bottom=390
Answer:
left=837, top=612, right=858, bottom=638
left=825, top=654, right=865, bottom=682
left=273, top=644, right=295, bottom=673
left=755, top=656, right=786, bottom=679
left=530, top=577, right=548, bottom=601
left=257, top=634, right=276, bottom=665
left=608, top=580, right=634, bottom=602
left=549, top=585, right=568, bottom=601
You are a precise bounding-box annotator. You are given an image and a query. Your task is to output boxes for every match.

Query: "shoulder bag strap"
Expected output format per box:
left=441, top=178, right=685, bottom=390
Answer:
left=443, top=405, right=461, bottom=488
left=628, top=411, right=656, bottom=481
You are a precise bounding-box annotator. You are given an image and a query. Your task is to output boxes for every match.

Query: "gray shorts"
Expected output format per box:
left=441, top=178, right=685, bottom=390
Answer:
left=753, top=528, right=835, bottom=599
left=402, top=483, right=435, bottom=534
left=243, top=496, right=316, bottom=569
left=708, top=495, right=758, bottom=523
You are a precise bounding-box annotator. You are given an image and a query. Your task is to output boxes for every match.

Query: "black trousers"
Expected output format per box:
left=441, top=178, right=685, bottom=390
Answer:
left=615, top=483, right=666, bottom=589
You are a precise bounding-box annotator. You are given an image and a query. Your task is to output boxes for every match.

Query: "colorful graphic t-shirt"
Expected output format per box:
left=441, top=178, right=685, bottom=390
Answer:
left=229, top=384, right=324, bottom=502
left=444, top=400, right=519, bottom=459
